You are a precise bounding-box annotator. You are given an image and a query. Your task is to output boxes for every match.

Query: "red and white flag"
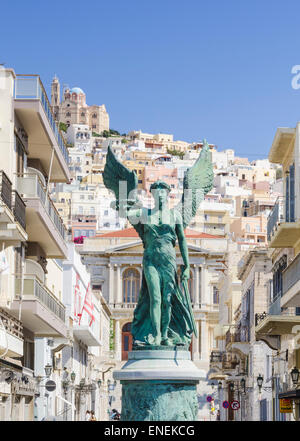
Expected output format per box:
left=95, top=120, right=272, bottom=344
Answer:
left=79, top=283, right=95, bottom=327
left=74, top=273, right=81, bottom=323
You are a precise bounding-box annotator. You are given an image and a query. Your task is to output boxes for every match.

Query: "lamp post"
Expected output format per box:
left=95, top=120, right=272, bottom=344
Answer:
left=257, top=374, right=264, bottom=394
left=44, top=364, right=52, bottom=378
left=291, top=367, right=299, bottom=388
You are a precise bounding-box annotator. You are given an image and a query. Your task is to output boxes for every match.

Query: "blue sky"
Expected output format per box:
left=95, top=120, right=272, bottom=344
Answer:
left=1, top=0, right=300, bottom=158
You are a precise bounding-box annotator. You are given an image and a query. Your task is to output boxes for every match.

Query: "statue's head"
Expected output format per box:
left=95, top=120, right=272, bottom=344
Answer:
left=150, top=180, right=171, bottom=206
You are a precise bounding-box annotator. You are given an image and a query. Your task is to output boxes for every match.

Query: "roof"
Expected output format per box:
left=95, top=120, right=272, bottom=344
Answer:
left=96, top=227, right=223, bottom=239
left=70, top=87, right=84, bottom=95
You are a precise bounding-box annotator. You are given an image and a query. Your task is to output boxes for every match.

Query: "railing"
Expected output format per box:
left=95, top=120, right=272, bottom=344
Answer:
left=267, top=196, right=290, bottom=241
left=210, top=350, right=224, bottom=363
left=0, top=171, right=12, bottom=209
left=14, top=75, right=69, bottom=165
left=282, top=252, right=300, bottom=296
left=0, top=308, right=23, bottom=340
left=12, top=190, right=26, bottom=230
left=255, top=312, right=267, bottom=326
left=16, top=173, right=66, bottom=240
left=109, top=303, right=137, bottom=309
left=15, top=275, right=65, bottom=322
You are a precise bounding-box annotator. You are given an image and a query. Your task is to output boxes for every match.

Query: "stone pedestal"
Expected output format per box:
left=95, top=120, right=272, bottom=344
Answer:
left=113, top=348, right=206, bottom=421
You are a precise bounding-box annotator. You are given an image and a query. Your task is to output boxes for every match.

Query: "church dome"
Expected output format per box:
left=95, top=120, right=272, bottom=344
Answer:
left=70, top=87, right=84, bottom=95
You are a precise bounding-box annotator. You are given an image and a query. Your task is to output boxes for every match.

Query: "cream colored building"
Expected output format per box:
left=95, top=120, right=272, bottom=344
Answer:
left=0, top=68, right=70, bottom=420
left=128, top=130, right=190, bottom=152
left=51, top=77, right=109, bottom=135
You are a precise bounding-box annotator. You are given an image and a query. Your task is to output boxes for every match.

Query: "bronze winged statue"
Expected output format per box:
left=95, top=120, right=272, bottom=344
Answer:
left=103, top=140, right=213, bottom=347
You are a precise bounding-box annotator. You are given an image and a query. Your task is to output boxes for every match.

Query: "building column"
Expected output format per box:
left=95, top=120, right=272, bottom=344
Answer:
left=195, top=265, right=200, bottom=307
left=192, top=321, right=200, bottom=360
left=108, top=264, right=114, bottom=305
left=114, top=320, right=121, bottom=361
left=200, top=319, right=209, bottom=361
left=116, top=265, right=122, bottom=304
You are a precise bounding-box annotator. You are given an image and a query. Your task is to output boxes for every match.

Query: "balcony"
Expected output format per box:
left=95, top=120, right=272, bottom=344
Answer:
left=225, top=327, right=250, bottom=355
left=267, top=196, right=300, bottom=247
left=0, top=308, right=23, bottom=357
left=16, top=172, right=68, bottom=258
left=73, top=324, right=101, bottom=347
left=255, top=296, right=300, bottom=349
left=0, top=171, right=27, bottom=243
left=11, top=274, right=67, bottom=337
left=14, top=75, right=70, bottom=183
left=281, top=252, right=300, bottom=307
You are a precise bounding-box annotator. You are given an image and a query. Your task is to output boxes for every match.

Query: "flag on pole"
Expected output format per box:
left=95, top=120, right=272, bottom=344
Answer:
left=79, top=283, right=95, bottom=327
left=74, top=273, right=80, bottom=323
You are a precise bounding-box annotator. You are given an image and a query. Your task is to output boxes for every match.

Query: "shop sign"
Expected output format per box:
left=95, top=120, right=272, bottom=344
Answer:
left=279, top=399, right=292, bottom=413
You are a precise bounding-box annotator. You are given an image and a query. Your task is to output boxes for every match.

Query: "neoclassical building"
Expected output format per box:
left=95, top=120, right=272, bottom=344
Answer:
left=80, top=228, right=227, bottom=366
left=51, top=76, right=109, bottom=134
left=80, top=227, right=227, bottom=419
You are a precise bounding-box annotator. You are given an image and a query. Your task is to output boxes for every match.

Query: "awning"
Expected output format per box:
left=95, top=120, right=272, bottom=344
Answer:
left=278, top=389, right=300, bottom=400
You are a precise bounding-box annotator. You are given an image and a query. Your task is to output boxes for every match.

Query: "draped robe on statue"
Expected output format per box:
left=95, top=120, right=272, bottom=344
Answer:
left=131, top=209, right=193, bottom=346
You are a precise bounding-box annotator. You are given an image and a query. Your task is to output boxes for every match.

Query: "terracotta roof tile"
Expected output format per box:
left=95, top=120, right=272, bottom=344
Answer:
left=96, top=227, right=222, bottom=239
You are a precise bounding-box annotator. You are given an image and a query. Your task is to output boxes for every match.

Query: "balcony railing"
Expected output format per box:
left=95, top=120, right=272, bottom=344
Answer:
left=16, top=173, right=66, bottom=240
left=267, top=196, right=294, bottom=241
left=282, top=252, right=300, bottom=296
left=210, top=350, right=224, bottom=363
left=0, top=171, right=12, bottom=209
left=226, top=327, right=249, bottom=345
left=109, top=302, right=137, bottom=309
left=14, top=75, right=69, bottom=164
left=12, top=190, right=26, bottom=230
left=15, top=275, right=65, bottom=322
left=0, top=308, right=23, bottom=340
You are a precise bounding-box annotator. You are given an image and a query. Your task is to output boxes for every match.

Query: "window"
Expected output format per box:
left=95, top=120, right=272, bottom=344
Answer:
left=92, top=113, right=97, bottom=118
left=80, top=195, right=84, bottom=200
left=104, top=210, right=108, bottom=216
left=90, top=207, right=95, bottom=215
left=204, top=214, right=209, bottom=222
left=123, top=268, right=140, bottom=303
left=213, top=286, right=219, bottom=304
left=81, top=112, right=85, bottom=117
left=66, top=112, right=71, bottom=117
left=88, top=195, right=93, bottom=200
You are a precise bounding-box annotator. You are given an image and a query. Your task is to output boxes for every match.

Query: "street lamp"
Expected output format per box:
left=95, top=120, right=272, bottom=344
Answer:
left=44, top=364, right=52, bottom=378
left=97, top=379, right=102, bottom=388
left=229, top=382, right=234, bottom=392
left=218, top=381, right=222, bottom=391
left=70, top=372, right=76, bottom=383
left=257, top=374, right=263, bottom=393
left=79, top=378, right=85, bottom=389
left=240, top=378, right=246, bottom=394
left=291, top=367, right=300, bottom=387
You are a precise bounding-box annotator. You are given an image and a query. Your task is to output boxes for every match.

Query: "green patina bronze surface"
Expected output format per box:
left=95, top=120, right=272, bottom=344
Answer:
left=121, top=381, right=199, bottom=421
left=103, top=139, right=213, bottom=347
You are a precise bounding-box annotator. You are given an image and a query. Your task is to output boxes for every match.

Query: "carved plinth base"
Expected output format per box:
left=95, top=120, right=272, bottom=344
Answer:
left=113, top=350, right=206, bottom=421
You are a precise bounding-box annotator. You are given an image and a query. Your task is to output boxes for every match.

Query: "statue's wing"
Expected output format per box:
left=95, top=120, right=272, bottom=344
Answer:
left=103, top=145, right=138, bottom=205
left=175, top=139, right=214, bottom=229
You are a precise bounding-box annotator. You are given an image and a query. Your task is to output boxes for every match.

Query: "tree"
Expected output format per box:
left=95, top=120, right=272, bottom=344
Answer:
left=59, top=122, right=67, bottom=133
left=167, top=148, right=184, bottom=159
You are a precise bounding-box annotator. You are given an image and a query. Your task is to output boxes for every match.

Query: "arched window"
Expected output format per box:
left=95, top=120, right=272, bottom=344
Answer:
left=122, top=268, right=140, bottom=303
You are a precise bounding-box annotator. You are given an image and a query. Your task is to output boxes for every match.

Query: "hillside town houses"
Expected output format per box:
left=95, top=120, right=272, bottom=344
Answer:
left=1, top=66, right=300, bottom=421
